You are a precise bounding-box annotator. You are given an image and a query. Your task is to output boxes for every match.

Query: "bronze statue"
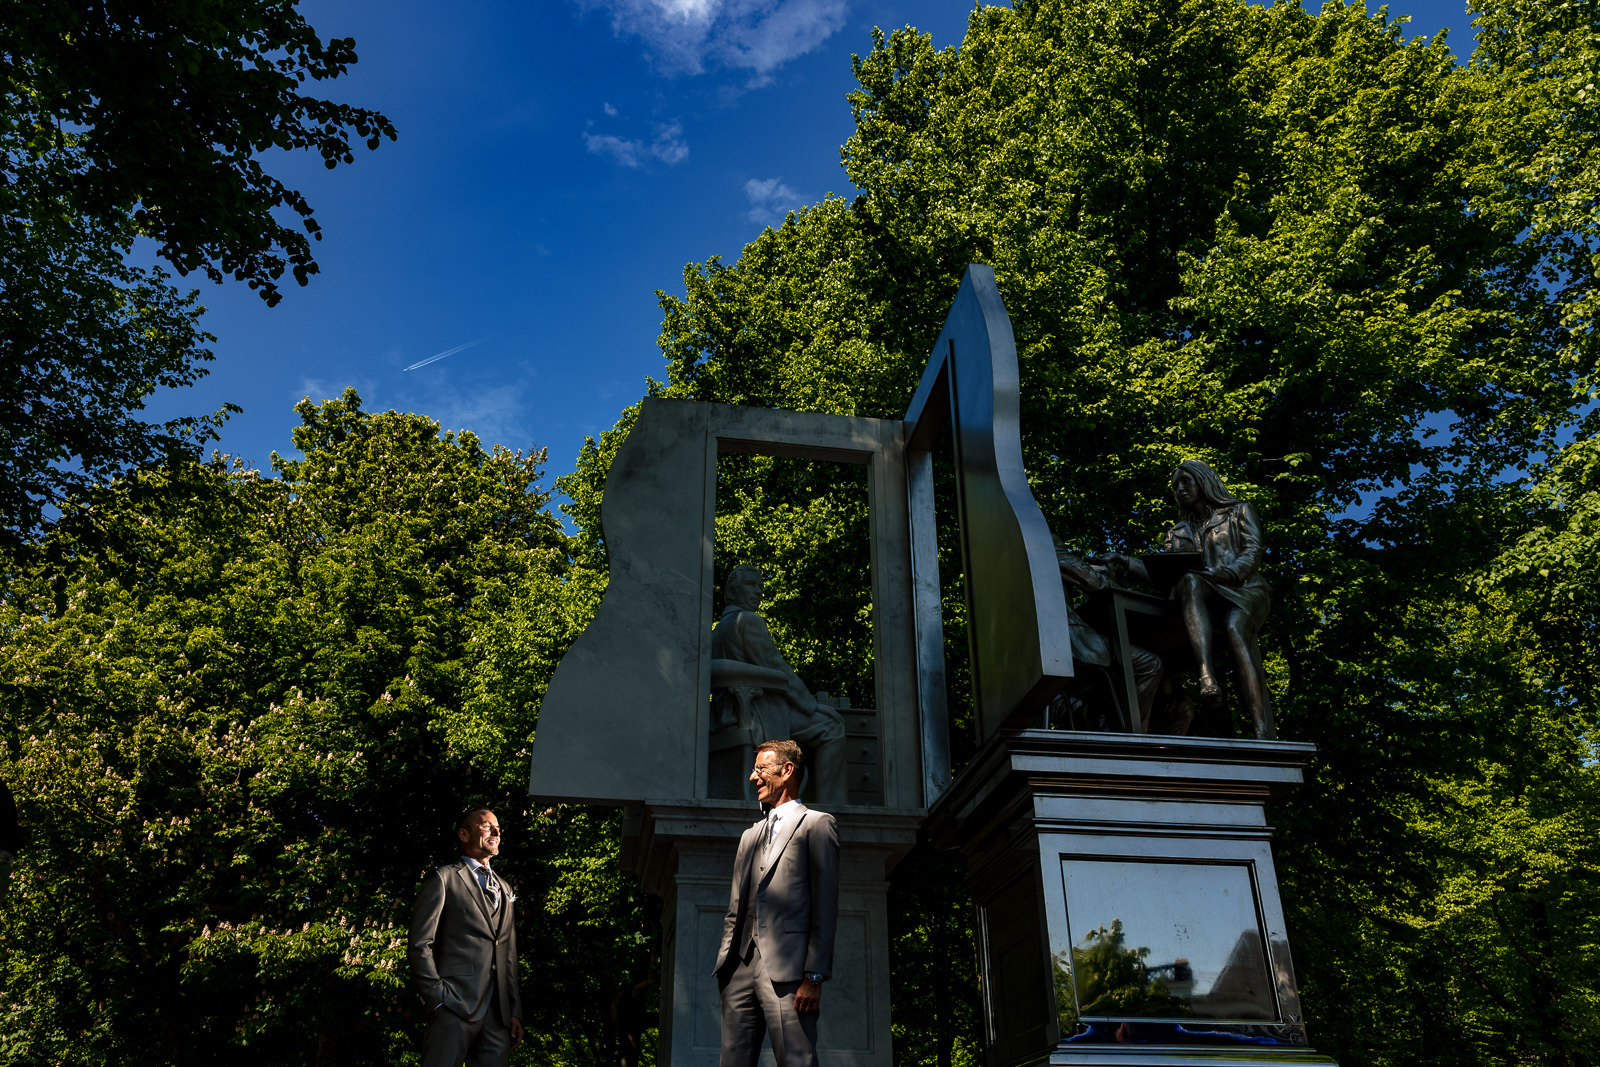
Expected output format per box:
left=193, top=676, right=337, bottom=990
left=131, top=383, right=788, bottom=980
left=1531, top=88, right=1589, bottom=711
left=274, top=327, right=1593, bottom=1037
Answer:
left=1121, top=460, right=1276, bottom=740
left=1052, top=535, right=1163, bottom=730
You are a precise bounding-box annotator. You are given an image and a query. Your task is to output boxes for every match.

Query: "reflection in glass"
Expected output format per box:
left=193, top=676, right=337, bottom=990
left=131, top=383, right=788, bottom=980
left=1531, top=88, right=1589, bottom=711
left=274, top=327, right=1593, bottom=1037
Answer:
left=1058, top=859, right=1278, bottom=1022
left=1059, top=919, right=1189, bottom=1018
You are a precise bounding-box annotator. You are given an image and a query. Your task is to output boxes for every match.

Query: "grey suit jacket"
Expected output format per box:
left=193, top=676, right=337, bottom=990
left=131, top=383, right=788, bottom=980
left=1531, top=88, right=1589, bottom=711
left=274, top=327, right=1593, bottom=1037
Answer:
left=408, top=861, right=523, bottom=1025
left=713, top=803, right=839, bottom=983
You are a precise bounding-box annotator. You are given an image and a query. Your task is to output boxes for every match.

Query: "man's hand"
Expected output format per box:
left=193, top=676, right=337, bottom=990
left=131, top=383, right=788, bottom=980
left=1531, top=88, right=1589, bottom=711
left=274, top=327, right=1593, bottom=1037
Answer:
left=510, top=1016, right=525, bottom=1048
left=795, top=978, right=822, bottom=1015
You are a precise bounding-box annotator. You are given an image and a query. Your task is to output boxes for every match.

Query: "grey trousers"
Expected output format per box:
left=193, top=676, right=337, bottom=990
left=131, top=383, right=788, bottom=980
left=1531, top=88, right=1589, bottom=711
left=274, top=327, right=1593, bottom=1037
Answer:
left=421, top=1004, right=512, bottom=1067
left=719, top=945, right=818, bottom=1067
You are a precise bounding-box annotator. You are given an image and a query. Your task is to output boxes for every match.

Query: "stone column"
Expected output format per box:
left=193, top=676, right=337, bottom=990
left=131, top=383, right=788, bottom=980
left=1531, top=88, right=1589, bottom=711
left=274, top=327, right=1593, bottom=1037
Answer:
left=623, top=800, right=923, bottom=1067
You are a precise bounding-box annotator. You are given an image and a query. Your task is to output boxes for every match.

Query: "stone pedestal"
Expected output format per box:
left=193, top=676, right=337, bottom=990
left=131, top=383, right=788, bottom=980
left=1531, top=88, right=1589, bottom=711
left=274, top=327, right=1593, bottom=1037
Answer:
left=622, top=800, right=923, bottom=1067
left=927, top=731, right=1336, bottom=1067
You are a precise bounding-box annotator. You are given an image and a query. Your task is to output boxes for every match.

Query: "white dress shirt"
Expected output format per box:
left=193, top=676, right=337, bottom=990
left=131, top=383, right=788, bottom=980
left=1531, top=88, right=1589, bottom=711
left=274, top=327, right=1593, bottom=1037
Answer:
left=764, top=799, right=801, bottom=852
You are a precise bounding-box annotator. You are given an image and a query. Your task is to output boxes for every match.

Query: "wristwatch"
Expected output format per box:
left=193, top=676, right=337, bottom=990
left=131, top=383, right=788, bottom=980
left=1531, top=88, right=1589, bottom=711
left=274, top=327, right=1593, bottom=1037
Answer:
left=804, top=971, right=826, bottom=985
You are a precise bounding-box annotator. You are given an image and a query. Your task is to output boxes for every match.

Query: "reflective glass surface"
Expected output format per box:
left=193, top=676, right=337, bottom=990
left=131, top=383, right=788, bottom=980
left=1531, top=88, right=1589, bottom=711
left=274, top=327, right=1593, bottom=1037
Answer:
left=1055, top=859, right=1277, bottom=1023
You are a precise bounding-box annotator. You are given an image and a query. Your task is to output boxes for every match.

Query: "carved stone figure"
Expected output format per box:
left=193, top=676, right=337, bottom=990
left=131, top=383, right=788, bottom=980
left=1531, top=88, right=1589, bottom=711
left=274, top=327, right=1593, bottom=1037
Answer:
left=710, top=565, right=847, bottom=804
left=1123, top=460, right=1276, bottom=740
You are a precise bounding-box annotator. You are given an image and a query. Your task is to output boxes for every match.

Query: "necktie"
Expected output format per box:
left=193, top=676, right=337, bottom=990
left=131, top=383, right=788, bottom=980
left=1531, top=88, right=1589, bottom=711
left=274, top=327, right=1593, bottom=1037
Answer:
left=763, top=812, right=779, bottom=855
left=480, top=866, right=501, bottom=910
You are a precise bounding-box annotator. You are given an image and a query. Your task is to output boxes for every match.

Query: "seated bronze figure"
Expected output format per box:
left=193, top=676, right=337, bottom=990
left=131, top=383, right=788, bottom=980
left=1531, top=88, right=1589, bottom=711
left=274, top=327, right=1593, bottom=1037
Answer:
left=1119, top=460, right=1276, bottom=740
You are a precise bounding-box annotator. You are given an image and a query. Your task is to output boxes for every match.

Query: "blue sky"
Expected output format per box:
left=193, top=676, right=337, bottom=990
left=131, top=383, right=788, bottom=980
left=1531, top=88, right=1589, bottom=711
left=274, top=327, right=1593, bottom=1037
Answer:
left=149, top=0, right=1477, bottom=485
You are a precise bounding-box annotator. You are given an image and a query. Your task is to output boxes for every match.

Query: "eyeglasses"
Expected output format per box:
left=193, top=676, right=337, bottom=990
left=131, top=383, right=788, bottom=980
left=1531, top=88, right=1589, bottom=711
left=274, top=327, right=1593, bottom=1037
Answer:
left=750, top=763, right=786, bottom=778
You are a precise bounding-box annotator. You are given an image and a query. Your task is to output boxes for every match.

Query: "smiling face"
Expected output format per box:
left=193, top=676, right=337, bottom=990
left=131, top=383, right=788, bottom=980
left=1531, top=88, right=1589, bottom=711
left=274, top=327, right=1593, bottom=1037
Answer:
left=457, top=810, right=501, bottom=863
left=749, top=748, right=795, bottom=806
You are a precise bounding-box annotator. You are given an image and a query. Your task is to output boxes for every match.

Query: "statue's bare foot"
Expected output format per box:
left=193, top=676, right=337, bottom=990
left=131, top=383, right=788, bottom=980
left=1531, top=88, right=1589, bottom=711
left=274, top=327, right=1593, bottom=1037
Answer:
left=1198, top=670, right=1224, bottom=707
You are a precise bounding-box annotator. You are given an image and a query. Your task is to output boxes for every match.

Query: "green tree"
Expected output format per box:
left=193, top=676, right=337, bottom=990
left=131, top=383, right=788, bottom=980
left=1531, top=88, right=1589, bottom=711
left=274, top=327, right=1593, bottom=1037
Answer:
left=0, top=119, right=230, bottom=545
left=2, top=0, right=396, bottom=301
left=0, top=392, right=654, bottom=1066
left=558, top=0, right=1600, bottom=1063
left=1380, top=436, right=1600, bottom=1065
left=0, top=0, right=395, bottom=542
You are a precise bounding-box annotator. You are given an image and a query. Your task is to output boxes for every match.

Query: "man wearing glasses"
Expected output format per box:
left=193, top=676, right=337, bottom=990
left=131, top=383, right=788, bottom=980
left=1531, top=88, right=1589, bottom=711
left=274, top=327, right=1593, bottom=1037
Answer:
left=408, top=808, right=525, bottom=1066
left=714, top=740, right=840, bottom=1067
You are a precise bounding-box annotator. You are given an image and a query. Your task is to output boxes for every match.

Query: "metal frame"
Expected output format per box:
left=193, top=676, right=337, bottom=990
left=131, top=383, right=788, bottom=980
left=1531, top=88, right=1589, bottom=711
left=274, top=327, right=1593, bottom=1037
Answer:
left=903, top=265, right=1075, bottom=750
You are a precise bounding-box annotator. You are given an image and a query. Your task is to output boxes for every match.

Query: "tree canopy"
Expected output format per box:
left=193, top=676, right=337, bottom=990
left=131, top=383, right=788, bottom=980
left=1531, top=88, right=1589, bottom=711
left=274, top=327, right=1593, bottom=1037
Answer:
left=565, top=0, right=1600, bottom=1063
left=0, top=149, right=227, bottom=546
left=0, top=0, right=394, bottom=543
left=0, top=394, right=656, bottom=1065
left=1, top=0, right=396, bottom=301
left=3, top=0, right=1599, bottom=1065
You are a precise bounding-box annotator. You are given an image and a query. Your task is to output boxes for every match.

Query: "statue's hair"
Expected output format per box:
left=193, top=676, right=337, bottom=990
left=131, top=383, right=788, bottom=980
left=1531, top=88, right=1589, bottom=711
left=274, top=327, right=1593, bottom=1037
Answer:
left=726, top=563, right=765, bottom=588
left=756, top=738, right=806, bottom=787
left=1170, top=459, right=1240, bottom=510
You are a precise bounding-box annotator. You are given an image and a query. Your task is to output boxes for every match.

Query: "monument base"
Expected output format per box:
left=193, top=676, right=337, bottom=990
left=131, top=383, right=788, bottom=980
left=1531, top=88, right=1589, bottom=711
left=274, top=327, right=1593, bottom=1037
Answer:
left=927, top=730, right=1336, bottom=1067
left=623, top=800, right=923, bottom=1067
left=1047, top=1051, right=1337, bottom=1066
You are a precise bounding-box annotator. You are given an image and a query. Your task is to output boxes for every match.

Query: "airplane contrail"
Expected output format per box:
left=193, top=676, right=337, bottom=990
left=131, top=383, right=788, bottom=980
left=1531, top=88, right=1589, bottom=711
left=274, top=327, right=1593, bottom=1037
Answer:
left=402, top=338, right=484, bottom=372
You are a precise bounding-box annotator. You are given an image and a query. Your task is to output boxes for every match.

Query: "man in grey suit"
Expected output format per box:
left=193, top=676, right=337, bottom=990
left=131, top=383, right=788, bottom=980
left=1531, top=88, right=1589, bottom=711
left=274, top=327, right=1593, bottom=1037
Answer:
left=715, top=739, right=840, bottom=1067
left=409, top=808, right=525, bottom=1066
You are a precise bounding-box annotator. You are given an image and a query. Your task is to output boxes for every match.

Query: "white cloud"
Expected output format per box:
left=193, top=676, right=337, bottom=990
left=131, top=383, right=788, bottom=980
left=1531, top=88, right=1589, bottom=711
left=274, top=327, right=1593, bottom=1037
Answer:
left=652, top=122, right=690, bottom=163
left=424, top=383, right=533, bottom=452
left=291, top=368, right=533, bottom=455
left=744, top=176, right=804, bottom=226
left=603, top=101, right=619, bottom=116
left=583, top=121, right=690, bottom=168
left=386, top=366, right=534, bottom=451
left=583, top=0, right=849, bottom=76
left=296, top=377, right=371, bottom=405
left=583, top=131, right=643, bottom=167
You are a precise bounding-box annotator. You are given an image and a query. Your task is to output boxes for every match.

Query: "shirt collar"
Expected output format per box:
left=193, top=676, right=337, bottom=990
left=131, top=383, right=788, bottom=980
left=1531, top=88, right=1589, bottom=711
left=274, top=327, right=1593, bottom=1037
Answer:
left=769, top=799, right=802, bottom=819
left=462, top=855, right=492, bottom=872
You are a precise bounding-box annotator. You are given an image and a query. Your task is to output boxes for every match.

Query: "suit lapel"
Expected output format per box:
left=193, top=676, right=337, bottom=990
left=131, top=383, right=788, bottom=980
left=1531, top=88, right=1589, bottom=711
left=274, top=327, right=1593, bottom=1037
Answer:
left=759, top=803, right=806, bottom=884
left=723, top=823, right=761, bottom=958
left=734, top=821, right=761, bottom=901
left=742, top=823, right=762, bottom=874
left=456, top=863, right=494, bottom=929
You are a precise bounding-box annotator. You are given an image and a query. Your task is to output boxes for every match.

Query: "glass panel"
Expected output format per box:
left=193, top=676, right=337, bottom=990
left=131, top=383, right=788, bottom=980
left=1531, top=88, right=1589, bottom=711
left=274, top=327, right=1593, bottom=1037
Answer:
left=1058, top=859, right=1277, bottom=1022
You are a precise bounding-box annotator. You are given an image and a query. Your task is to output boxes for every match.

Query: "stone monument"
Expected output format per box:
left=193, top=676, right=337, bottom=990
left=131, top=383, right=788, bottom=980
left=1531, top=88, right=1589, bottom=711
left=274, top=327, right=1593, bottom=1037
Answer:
left=708, top=563, right=848, bottom=804
left=528, top=399, right=931, bottom=1067
left=528, top=265, right=1335, bottom=1067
